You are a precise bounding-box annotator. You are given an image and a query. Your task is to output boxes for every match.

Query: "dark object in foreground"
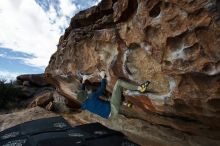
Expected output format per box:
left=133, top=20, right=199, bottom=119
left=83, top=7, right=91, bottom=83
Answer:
left=0, top=116, right=139, bottom=146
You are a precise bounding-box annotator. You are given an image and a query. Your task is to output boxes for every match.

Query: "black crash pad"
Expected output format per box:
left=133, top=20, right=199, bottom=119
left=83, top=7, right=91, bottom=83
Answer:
left=0, top=136, right=31, bottom=146
left=0, top=116, right=71, bottom=141
left=0, top=117, right=139, bottom=146
left=74, top=122, right=123, bottom=139
left=36, top=136, right=139, bottom=146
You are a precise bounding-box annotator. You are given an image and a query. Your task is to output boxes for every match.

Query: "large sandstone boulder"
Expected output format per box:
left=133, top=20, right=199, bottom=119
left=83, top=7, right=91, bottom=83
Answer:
left=15, top=74, right=53, bottom=99
left=17, top=74, right=49, bottom=87
left=29, top=91, right=54, bottom=108
left=28, top=88, right=73, bottom=112
left=45, top=0, right=220, bottom=145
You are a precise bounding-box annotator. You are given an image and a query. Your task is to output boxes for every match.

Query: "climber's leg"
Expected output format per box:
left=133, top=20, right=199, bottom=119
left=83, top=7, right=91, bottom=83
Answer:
left=110, top=79, right=138, bottom=117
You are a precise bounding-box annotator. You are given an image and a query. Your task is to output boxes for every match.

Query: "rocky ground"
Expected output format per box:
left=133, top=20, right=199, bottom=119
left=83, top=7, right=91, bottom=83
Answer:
left=1, top=0, right=220, bottom=145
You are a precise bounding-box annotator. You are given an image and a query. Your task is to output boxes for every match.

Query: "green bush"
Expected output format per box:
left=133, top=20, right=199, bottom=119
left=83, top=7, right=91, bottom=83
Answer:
left=0, top=79, right=22, bottom=109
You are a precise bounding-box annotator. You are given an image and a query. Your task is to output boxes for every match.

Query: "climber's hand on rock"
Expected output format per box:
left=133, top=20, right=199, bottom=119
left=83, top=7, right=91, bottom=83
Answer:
left=99, top=71, right=106, bottom=79
left=82, top=75, right=88, bottom=83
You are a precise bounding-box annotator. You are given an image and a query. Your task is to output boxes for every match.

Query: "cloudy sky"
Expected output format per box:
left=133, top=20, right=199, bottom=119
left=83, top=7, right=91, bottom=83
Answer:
left=0, top=0, right=101, bottom=81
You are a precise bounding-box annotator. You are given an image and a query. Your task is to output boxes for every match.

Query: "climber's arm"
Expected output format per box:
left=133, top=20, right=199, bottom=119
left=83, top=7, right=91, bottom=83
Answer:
left=80, top=82, right=86, bottom=91
left=93, top=78, right=107, bottom=96
left=80, top=75, right=89, bottom=91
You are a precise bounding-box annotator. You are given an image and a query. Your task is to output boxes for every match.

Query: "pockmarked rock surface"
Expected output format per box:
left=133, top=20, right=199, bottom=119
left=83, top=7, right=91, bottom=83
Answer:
left=45, top=0, right=220, bottom=145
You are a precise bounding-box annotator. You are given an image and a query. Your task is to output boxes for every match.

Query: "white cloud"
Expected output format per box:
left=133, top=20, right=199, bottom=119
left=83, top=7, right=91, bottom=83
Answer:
left=0, top=70, right=22, bottom=82
left=60, top=0, right=77, bottom=16
left=0, top=0, right=61, bottom=68
left=0, top=0, right=100, bottom=69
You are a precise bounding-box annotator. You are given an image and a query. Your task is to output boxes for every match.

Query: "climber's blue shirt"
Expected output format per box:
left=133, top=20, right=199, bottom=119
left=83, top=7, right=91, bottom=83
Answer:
left=81, top=78, right=111, bottom=119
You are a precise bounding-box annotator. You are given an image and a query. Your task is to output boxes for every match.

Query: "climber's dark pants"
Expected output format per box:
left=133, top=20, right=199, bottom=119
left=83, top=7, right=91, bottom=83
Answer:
left=110, top=79, right=138, bottom=117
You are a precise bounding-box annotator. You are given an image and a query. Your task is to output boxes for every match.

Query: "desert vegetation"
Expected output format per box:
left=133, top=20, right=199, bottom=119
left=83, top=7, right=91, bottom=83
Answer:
left=0, top=79, right=23, bottom=111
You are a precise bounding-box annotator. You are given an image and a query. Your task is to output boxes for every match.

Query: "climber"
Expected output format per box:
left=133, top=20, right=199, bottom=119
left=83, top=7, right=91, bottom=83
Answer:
left=77, top=71, right=150, bottom=119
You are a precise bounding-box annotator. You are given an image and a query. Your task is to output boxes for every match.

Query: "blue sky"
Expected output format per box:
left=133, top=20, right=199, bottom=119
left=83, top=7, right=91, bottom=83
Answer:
left=0, top=0, right=101, bottom=81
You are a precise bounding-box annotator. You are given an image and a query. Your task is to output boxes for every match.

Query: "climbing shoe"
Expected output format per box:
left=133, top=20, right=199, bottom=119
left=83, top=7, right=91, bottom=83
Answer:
left=123, top=102, right=133, bottom=108
left=138, top=81, right=151, bottom=93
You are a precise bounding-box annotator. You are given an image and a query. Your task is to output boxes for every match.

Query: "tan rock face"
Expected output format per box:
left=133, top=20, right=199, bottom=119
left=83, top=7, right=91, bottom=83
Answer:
left=45, top=0, right=220, bottom=144
left=29, top=91, right=53, bottom=108
left=15, top=74, right=52, bottom=98
left=17, top=74, right=48, bottom=87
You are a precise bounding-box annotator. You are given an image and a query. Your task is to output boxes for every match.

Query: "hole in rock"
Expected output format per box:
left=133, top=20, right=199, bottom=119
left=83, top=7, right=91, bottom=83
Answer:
left=166, top=32, right=187, bottom=52
left=128, top=43, right=140, bottom=50
left=112, top=0, right=117, bottom=4
left=149, top=1, right=162, bottom=18
left=202, top=61, right=220, bottom=75
left=164, top=60, right=172, bottom=66
left=117, top=0, right=138, bottom=23
left=164, top=2, right=170, bottom=9
left=127, top=26, right=131, bottom=31
left=207, top=98, right=220, bottom=109
left=218, top=0, right=220, bottom=10
left=144, top=26, right=158, bottom=38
